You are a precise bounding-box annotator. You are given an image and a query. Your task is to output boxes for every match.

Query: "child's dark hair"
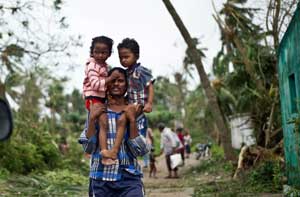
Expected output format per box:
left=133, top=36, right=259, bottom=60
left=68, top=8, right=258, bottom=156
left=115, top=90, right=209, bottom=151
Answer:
left=117, top=38, right=139, bottom=58
left=90, top=36, right=113, bottom=57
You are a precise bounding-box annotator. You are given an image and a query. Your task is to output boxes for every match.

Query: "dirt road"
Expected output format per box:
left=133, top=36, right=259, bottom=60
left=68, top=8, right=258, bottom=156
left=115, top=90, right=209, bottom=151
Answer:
left=142, top=153, right=200, bottom=197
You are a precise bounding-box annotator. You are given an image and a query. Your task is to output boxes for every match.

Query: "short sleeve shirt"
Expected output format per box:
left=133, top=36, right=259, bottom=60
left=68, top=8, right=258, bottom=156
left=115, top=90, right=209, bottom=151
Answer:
left=127, top=63, right=154, bottom=105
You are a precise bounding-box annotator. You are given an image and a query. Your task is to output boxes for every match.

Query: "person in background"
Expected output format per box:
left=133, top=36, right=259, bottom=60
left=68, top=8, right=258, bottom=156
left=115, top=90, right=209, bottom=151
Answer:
left=157, top=123, right=179, bottom=179
left=149, top=147, right=157, bottom=178
left=176, top=127, right=185, bottom=165
left=143, top=127, right=154, bottom=168
left=184, top=129, right=192, bottom=158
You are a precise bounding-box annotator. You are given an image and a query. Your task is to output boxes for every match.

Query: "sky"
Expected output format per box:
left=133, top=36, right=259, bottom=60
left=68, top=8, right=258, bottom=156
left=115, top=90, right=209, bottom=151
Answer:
left=63, top=0, right=226, bottom=91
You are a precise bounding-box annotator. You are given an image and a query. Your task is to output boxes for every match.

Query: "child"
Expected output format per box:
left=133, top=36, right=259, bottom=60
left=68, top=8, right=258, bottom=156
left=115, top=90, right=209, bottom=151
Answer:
left=149, top=147, right=157, bottom=178
left=101, top=38, right=154, bottom=160
left=184, top=130, right=192, bottom=158
left=83, top=36, right=119, bottom=165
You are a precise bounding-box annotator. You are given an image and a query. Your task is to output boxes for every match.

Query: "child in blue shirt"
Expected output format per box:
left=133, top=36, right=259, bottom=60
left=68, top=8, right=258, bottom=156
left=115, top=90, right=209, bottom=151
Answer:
left=101, top=38, right=154, bottom=160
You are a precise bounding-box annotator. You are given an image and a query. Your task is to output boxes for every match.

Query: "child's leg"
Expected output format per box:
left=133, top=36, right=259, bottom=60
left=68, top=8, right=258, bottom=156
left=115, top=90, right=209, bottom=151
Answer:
left=101, top=113, right=127, bottom=160
left=87, top=102, right=104, bottom=137
left=153, top=164, right=157, bottom=178
left=99, top=112, right=108, bottom=152
left=149, top=163, right=153, bottom=177
left=99, top=112, right=117, bottom=165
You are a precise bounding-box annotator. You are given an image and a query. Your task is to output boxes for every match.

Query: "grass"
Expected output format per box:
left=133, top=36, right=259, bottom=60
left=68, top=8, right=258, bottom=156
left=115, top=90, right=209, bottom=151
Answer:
left=0, top=169, right=89, bottom=196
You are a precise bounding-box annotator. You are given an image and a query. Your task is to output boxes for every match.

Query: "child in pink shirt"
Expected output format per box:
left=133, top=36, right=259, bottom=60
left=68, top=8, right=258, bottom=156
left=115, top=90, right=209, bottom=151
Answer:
left=83, top=36, right=118, bottom=165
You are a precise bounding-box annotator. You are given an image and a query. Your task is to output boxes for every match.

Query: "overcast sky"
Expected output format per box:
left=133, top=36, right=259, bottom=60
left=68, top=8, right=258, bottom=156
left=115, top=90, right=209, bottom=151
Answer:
left=63, top=0, right=226, bottom=91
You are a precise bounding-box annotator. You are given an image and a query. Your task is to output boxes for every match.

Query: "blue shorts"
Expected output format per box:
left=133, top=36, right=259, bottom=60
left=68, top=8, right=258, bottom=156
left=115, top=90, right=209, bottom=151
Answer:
left=136, top=114, right=148, bottom=137
left=91, top=171, right=144, bottom=197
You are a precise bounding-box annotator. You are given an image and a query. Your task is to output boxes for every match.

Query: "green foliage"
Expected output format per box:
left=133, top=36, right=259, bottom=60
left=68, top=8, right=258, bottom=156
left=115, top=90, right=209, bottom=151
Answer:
left=61, top=134, right=90, bottom=174
left=0, top=168, right=10, bottom=179
left=248, top=161, right=284, bottom=191
left=189, top=158, right=282, bottom=196
left=211, top=144, right=225, bottom=161
left=0, top=123, right=62, bottom=174
left=152, top=129, right=162, bottom=155
left=210, top=0, right=285, bottom=147
left=147, top=110, right=176, bottom=128
left=1, top=170, right=88, bottom=196
left=46, top=80, right=67, bottom=114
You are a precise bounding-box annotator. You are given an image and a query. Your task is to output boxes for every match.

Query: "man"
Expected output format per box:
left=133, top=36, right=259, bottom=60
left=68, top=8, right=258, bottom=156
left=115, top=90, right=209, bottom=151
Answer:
left=79, top=67, right=149, bottom=197
left=157, top=123, right=179, bottom=178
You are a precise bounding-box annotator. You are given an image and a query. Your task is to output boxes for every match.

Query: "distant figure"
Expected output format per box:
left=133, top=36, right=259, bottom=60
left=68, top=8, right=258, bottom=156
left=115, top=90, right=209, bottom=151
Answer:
left=184, top=130, right=192, bottom=158
left=149, top=147, right=157, bottom=178
left=195, top=143, right=212, bottom=160
left=176, top=127, right=185, bottom=165
left=144, top=127, right=154, bottom=168
left=157, top=123, right=179, bottom=179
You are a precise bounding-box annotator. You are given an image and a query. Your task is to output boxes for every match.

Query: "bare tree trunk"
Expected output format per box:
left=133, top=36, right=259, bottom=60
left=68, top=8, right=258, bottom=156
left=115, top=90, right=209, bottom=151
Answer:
left=162, top=0, right=235, bottom=161
left=265, top=98, right=276, bottom=147
left=0, top=80, right=6, bottom=100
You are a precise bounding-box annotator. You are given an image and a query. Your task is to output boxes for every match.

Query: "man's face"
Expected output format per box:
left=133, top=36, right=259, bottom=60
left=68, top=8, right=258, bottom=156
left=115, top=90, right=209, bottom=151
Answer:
left=107, top=71, right=127, bottom=96
left=118, top=48, right=138, bottom=68
left=92, top=43, right=110, bottom=65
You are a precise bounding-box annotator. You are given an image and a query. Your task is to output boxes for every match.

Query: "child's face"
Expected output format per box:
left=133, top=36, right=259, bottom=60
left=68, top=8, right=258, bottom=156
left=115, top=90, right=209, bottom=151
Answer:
left=92, top=43, right=111, bottom=64
left=118, top=48, right=138, bottom=68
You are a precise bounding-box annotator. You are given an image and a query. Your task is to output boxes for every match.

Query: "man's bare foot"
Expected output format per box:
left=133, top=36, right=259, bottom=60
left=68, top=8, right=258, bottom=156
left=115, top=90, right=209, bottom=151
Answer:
left=101, top=157, right=117, bottom=165
left=101, top=149, right=118, bottom=160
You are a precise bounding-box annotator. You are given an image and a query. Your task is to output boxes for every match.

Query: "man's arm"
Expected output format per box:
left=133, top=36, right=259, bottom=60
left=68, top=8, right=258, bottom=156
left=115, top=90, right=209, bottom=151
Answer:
left=78, top=127, right=97, bottom=154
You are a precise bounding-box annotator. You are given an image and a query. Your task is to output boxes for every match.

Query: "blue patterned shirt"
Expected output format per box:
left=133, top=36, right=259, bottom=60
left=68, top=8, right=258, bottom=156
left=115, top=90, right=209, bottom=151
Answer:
left=127, top=63, right=154, bottom=106
left=78, top=109, right=149, bottom=181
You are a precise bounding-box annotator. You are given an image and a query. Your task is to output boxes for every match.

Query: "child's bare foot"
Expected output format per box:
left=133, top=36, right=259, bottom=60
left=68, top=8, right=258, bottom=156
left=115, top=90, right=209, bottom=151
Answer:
left=101, top=157, right=117, bottom=165
left=101, top=149, right=118, bottom=160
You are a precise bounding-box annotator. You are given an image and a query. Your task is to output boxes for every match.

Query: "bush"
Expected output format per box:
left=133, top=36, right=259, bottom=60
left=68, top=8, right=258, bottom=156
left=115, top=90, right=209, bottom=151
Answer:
left=211, top=144, right=225, bottom=161
left=0, top=168, right=10, bottom=179
left=248, top=160, right=284, bottom=191
left=147, top=110, right=176, bottom=128
left=0, top=119, right=62, bottom=174
left=61, top=134, right=90, bottom=174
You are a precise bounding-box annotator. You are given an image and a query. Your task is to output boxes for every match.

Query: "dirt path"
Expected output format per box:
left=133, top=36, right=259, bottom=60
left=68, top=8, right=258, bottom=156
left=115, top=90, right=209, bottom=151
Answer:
left=141, top=153, right=200, bottom=197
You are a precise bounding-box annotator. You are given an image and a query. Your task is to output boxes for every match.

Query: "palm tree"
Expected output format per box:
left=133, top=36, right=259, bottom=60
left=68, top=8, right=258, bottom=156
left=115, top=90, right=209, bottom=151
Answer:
left=162, top=0, right=235, bottom=160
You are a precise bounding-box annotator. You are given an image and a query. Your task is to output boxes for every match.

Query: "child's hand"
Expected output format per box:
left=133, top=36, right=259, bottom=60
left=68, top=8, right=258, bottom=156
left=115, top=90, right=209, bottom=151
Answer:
left=143, top=103, right=152, bottom=113
left=109, top=71, right=120, bottom=81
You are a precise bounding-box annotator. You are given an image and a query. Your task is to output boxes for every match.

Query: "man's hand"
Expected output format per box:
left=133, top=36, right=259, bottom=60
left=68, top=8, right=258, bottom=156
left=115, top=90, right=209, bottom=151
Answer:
left=143, top=102, right=152, bottom=113
left=172, top=147, right=177, bottom=155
